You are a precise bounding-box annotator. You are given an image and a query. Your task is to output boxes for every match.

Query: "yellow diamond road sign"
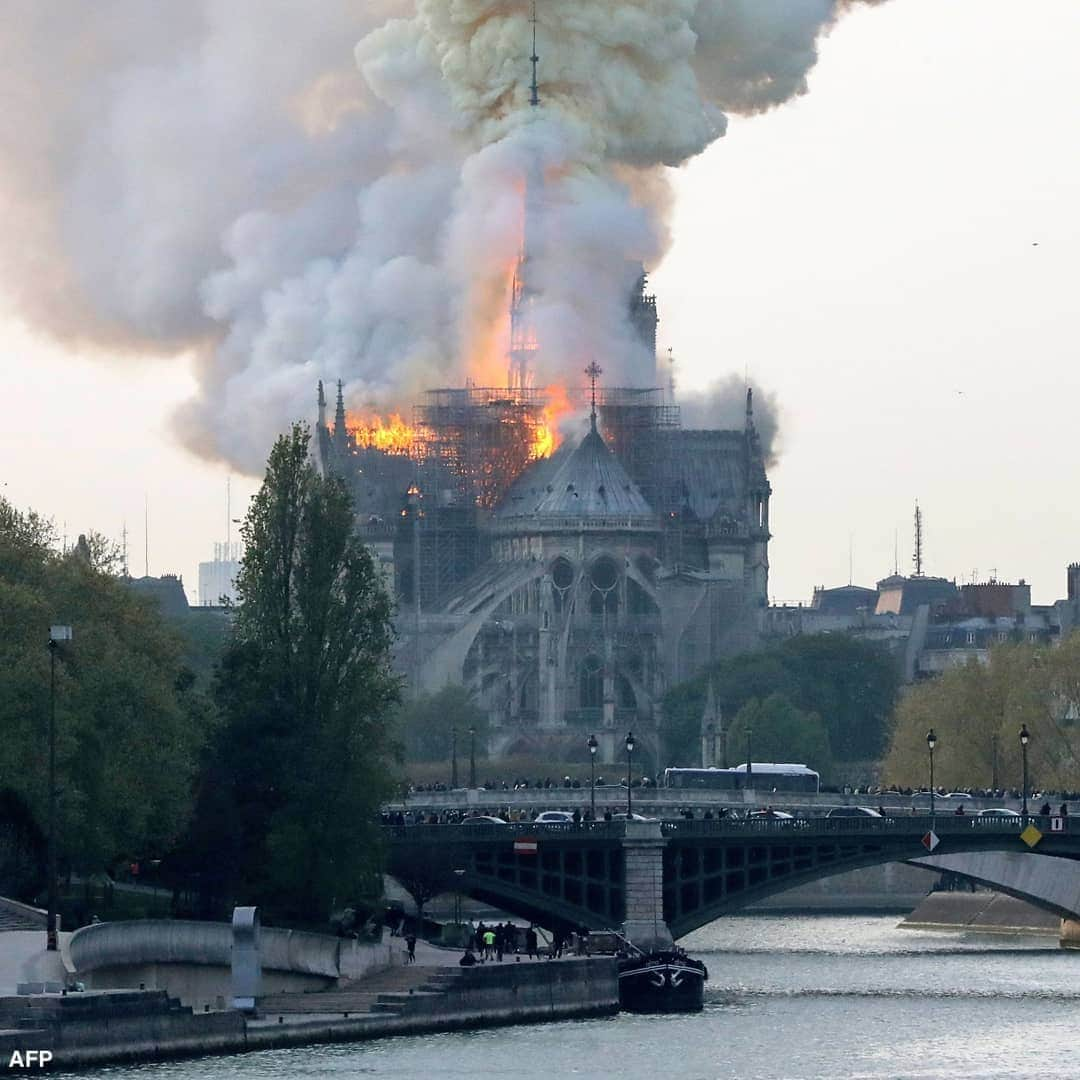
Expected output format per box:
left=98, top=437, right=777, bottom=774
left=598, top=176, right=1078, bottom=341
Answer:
left=1020, top=824, right=1043, bottom=848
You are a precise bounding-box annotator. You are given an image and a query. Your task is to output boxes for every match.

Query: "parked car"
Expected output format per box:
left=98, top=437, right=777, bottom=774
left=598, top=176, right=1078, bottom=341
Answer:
left=533, top=811, right=576, bottom=824
left=976, top=808, right=1021, bottom=818
left=747, top=809, right=794, bottom=820
left=943, top=792, right=973, bottom=799
left=459, top=815, right=508, bottom=825
left=611, top=812, right=656, bottom=821
left=826, top=806, right=882, bottom=818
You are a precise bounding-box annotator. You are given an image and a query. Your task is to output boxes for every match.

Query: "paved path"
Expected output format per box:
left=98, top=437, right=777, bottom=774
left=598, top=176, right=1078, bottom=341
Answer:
left=0, top=931, right=59, bottom=996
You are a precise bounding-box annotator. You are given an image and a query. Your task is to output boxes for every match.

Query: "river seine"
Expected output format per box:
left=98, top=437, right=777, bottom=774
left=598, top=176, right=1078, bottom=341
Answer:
left=88, top=915, right=1080, bottom=1080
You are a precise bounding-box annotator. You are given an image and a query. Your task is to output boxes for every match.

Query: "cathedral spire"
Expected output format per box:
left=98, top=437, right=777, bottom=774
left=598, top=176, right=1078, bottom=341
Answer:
left=334, top=379, right=347, bottom=446
left=745, top=386, right=754, bottom=429
left=317, top=379, right=327, bottom=429
left=530, top=2, right=540, bottom=108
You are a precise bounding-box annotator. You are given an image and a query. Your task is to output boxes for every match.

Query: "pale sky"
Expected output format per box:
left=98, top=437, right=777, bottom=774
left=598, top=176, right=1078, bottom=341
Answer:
left=1, top=0, right=1077, bottom=606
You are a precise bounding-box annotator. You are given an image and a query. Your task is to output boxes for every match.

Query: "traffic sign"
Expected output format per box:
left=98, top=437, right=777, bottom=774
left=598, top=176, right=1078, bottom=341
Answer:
left=513, top=838, right=538, bottom=855
left=1051, top=817, right=1065, bottom=833
left=921, top=830, right=939, bottom=852
left=1020, top=824, right=1043, bottom=848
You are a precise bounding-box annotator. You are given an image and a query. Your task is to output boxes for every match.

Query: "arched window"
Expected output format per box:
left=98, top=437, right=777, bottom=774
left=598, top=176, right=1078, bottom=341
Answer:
left=551, top=556, right=574, bottom=613
left=580, top=655, right=603, bottom=709
left=588, top=555, right=619, bottom=615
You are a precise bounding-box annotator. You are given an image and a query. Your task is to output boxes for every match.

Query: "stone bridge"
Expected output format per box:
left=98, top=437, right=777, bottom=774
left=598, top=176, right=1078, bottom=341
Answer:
left=386, top=816, right=1080, bottom=948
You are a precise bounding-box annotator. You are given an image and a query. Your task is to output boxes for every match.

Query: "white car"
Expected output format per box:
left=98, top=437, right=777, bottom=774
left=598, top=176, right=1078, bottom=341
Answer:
left=459, top=815, right=508, bottom=826
left=611, top=812, right=656, bottom=821
left=976, top=808, right=1021, bottom=818
left=747, top=809, right=794, bottom=820
left=826, top=806, right=882, bottom=818
left=533, top=811, right=576, bottom=824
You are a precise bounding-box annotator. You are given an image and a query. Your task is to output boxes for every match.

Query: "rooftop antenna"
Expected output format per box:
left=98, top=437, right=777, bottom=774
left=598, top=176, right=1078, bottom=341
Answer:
left=913, top=501, right=923, bottom=578
left=585, top=360, right=602, bottom=432
left=529, top=2, right=540, bottom=108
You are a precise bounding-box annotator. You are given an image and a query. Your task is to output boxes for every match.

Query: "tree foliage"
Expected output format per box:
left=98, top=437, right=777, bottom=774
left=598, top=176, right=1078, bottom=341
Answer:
left=661, top=634, right=899, bottom=775
left=725, top=694, right=833, bottom=778
left=0, top=498, right=210, bottom=885
left=397, top=685, right=488, bottom=766
left=883, top=638, right=1080, bottom=792
left=190, top=425, right=400, bottom=921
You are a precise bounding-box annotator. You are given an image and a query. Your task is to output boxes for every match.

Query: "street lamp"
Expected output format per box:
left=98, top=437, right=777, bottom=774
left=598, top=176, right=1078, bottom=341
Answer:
left=745, top=728, right=753, bottom=791
left=926, top=728, right=937, bottom=821
left=1019, top=723, right=1030, bottom=823
left=451, top=724, right=458, bottom=789
left=47, top=625, right=72, bottom=952
left=468, top=725, right=477, bottom=789
left=625, top=732, right=635, bottom=817
left=587, top=734, right=598, bottom=819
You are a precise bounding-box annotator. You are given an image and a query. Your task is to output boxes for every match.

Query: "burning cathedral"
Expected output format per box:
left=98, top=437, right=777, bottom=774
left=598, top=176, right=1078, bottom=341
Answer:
left=314, top=26, right=771, bottom=768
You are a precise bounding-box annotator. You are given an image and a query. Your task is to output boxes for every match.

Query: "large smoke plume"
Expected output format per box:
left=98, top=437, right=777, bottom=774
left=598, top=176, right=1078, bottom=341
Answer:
left=0, top=0, right=885, bottom=473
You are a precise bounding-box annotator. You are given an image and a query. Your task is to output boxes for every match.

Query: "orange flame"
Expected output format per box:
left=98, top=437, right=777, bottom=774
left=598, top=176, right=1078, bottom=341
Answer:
left=346, top=412, right=415, bottom=455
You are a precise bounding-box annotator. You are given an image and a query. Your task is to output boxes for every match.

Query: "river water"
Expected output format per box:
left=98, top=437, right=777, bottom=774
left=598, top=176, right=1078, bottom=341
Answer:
left=86, top=916, right=1080, bottom=1080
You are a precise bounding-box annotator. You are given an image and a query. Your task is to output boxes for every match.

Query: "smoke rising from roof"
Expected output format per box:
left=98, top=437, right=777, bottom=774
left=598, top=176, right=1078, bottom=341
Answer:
left=0, top=0, right=886, bottom=473
left=680, top=377, right=781, bottom=468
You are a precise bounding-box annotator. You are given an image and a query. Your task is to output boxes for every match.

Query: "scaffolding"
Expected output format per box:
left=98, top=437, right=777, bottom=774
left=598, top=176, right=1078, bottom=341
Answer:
left=597, top=387, right=681, bottom=514
left=414, top=387, right=553, bottom=511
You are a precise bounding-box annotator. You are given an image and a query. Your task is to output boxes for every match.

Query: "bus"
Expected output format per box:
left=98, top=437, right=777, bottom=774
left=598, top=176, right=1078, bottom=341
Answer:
left=662, top=764, right=820, bottom=794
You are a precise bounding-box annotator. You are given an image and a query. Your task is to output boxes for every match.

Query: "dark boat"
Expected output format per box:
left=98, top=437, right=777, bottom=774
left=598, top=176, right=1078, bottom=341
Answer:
left=617, top=947, right=708, bottom=1013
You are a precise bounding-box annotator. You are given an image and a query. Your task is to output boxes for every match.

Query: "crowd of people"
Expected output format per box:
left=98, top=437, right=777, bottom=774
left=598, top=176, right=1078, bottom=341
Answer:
left=407, top=775, right=657, bottom=795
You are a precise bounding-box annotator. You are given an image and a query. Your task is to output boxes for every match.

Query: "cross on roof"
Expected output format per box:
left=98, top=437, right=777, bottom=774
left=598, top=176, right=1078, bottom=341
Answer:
left=585, top=360, right=603, bottom=430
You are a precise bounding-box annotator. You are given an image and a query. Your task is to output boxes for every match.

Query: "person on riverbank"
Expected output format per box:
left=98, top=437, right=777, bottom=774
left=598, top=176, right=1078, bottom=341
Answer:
left=405, top=932, right=417, bottom=964
left=525, top=925, right=538, bottom=959
left=459, top=949, right=477, bottom=966
left=482, top=927, right=496, bottom=961
left=474, top=921, right=486, bottom=959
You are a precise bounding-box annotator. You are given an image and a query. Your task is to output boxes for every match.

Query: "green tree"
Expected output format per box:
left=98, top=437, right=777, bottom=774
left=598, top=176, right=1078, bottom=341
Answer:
left=397, top=686, right=488, bottom=766
left=726, top=693, right=833, bottom=780
left=660, top=634, right=898, bottom=769
left=196, top=425, right=400, bottom=921
left=0, top=499, right=210, bottom=885
left=882, top=640, right=1080, bottom=792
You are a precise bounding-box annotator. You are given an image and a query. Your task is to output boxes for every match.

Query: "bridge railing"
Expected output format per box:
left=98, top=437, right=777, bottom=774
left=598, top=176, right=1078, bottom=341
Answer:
left=384, top=820, right=627, bottom=842
left=660, top=815, right=1057, bottom=839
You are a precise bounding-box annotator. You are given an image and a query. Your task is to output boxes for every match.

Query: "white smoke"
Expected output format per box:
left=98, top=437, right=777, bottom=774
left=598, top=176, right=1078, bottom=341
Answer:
left=0, top=0, right=887, bottom=472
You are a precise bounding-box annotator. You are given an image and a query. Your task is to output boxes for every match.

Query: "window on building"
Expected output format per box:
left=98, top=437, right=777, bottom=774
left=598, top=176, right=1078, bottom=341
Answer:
left=580, top=655, right=603, bottom=709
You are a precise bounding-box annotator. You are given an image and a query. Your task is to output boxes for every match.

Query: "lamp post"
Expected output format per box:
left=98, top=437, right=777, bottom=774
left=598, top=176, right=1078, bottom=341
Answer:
left=926, top=728, right=937, bottom=822
left=745, top=728, right=753, bottom=791
left=1020, top=723, right=1030, bottom=823
left=451, top=724, right=458, bottom=789
left=47, top=625, right=72, bottom=952
left=625, top=732, right=635, bottom=817
left=468, top=725, right=477, bottom=789
left=587, top=734, right=598, bottom=819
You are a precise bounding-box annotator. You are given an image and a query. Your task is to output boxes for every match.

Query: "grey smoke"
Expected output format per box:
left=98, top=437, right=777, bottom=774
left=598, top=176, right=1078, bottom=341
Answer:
left=0, top=0, right=887, bottom=472
left=680, top=377, right=781, bottom=468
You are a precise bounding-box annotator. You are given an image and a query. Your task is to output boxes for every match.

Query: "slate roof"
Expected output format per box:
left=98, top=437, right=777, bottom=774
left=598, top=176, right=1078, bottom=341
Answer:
left=495, top=422, right=656, bottom=524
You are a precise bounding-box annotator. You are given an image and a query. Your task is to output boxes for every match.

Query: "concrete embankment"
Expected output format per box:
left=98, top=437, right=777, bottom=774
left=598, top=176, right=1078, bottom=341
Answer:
left=902, top=891, right=1060, bottom=936
left=0, top=958, right=618, bottom=1070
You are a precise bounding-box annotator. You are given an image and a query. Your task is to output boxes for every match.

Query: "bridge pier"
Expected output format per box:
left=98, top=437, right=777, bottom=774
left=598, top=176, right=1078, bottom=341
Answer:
left=621, top=821, right=673, bottom=951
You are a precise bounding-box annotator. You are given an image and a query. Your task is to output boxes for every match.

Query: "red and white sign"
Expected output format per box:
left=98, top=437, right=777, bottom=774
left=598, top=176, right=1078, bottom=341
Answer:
left=922, top=830, right=940, bottom=852
left=513, top=838, right=539, bottom=855
left=1051, top=817, right=1066, bottom=833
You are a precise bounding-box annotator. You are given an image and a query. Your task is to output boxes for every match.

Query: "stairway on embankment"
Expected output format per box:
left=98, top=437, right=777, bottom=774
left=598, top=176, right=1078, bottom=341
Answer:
left=260, top=964, right=462, bottom=1020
